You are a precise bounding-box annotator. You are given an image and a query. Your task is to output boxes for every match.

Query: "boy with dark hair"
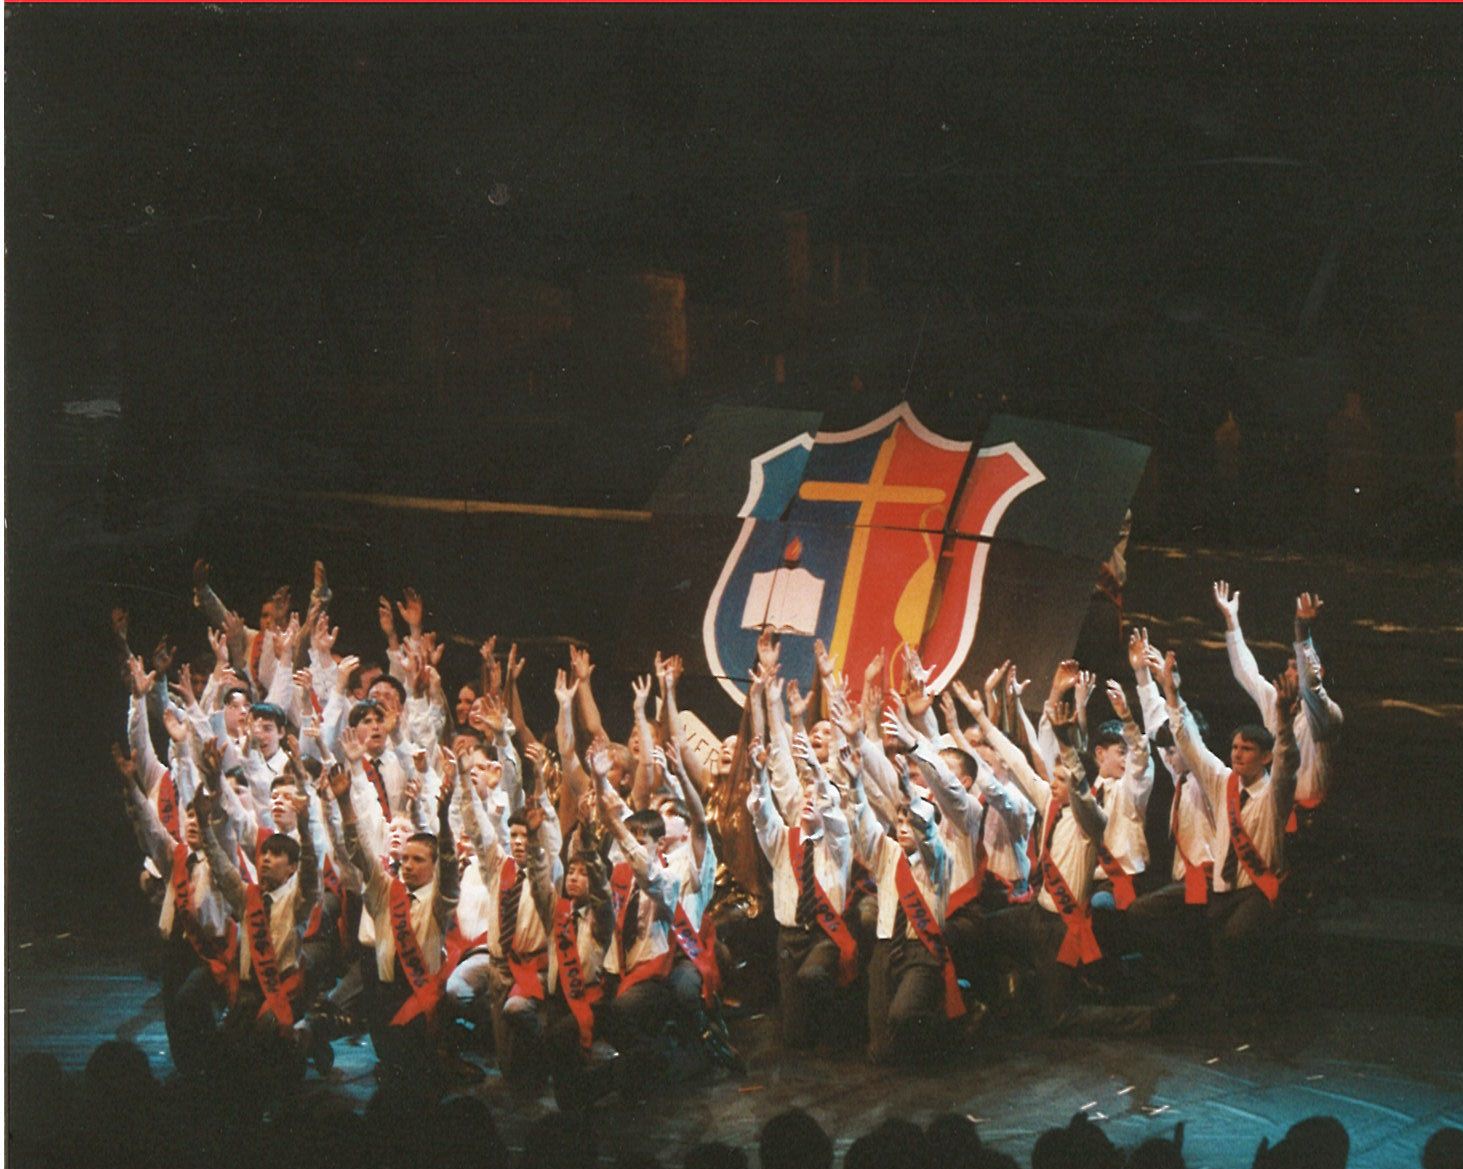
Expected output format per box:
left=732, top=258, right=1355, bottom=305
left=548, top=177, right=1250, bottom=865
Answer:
left=588, top=741, right=682, bottom=1072
left=328, top=756, right=459, bottom=1083
left=747, top=732, right=857, bottom=1051
left=1160, top=650, right=1300, bottom=1022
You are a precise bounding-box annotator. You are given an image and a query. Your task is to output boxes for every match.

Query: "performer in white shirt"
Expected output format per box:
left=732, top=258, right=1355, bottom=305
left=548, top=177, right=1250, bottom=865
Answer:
left=1159, top=649, right=1301, bottom=1024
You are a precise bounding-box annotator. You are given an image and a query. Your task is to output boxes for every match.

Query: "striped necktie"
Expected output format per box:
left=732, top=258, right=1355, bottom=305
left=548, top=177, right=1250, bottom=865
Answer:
left=796, top=836, right=818, bottom=927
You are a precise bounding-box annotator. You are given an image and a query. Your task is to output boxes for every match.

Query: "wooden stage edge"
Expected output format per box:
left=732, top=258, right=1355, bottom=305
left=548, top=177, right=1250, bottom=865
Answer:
left=8, top=934, right=1463, bottom=1169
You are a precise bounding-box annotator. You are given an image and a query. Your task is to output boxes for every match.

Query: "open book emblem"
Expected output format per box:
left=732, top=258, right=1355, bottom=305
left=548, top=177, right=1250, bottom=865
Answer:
left=740, top=538, right=825, bottom=636
left=703, top=404, right=1045, bottom=706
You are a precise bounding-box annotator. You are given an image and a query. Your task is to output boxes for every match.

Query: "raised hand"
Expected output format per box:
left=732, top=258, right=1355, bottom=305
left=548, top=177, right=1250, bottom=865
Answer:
left=830, top=694, right=861, bottom=739
left=110, top=607, right=130, bottom=643
left=326, top=762, right=352, bottom=802
left=128, top=655, right=157, bottom=698
left=939, top=691, right=960, bottom=731
left=173, top=664, right=198, bottom=708
left=950, top=678, right=984, bottom=719
left=111, top=743, right=140, bottom=787
left=1075, top=669, right=1097, bottom=711
left=312, top=613, right=339, bottom=657
left=631, top=673, right=653, bottom=715
left=339, top=724, right=366, bottom=765
left=335, top=655, right=360, bottom=695
left=162, top=707, right=192, bottom=745
left=192, top=558, right=211, bottom=597
left=472, top=693, right=507, bottom=737
left=786, top=678, right=810, bottom=723
left=1105, top=680, right=1132, bottom=722
left=553, top=668, right=579, bottom=708
left=747, top=735, right=768, bottom=773
left=268, top=586, right=292, bottom=629
left=984, top=660, right=1010, bottom=704
left=880, top=711, right=917, bottom=753
left=148, top=635, right=175, bottom=676
left=756, top=627, right=780, bottom=673
left=1273, top=670, right=1300, bottom=720
left=506, top=642, right=525, bottom=685
left=813, top=638, right=837, bottom=679
left=1212, top=580, right=1241, bottom=629
left=864, top=646, right=886, bottom=691
left=1159, top=651, right=1180, bottom=705
left=1046, top=700, right=1078, bottom=732
left=1008, top=666, right=1031, bottom=699
left=1295, top=592, right=1324, bottom=624
left=289, top=786, right=312, bottom=820
left=200, top=739, right=224, bottom=789
left=1125, top=624, right=1149, bottom=671
left=586, top=737, right=612, bottom=783
left=396, top=587, right=424, bottom=633
left=377, top=596, right=397, bottom=640
left=569, top=644, right=595, bottom=682
left=905, top=678, right=934, bottom=720
left=902, top=644, right=936, bottom=693
left=192, top=786, right=217, bottom=821
left=790, top=732, right=823, bottom=773
left=1048, top=659, right=1080, bottom=703
left=524, top=741, right=550, bottom=780
left=311, top=559, right=330, bottom=602
left=207, top=626, right=230, bottom=667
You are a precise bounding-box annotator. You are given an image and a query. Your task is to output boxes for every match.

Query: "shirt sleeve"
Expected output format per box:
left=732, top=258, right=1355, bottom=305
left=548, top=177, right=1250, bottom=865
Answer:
left=1226, top=625, right=1279, bottom=731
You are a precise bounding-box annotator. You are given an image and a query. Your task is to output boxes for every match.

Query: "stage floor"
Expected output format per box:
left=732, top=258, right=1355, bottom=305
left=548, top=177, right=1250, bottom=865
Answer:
left=9, top=931, right=1462, bottom=1169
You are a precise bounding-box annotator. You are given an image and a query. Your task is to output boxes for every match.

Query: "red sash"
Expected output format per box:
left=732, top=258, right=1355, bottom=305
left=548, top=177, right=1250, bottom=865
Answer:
left=1037, top=800, right=1102, bottom=968
left=893, top=853, right=964, bottom=1019
left=242, top=884, right=301, bottom=1028
left=947, top=798, right=991, bottom=916
left=671, top=903, right=721, bottom=1003
left=611, top=861, right=637, bottom=972
left=554, top=898, right=604, bottom=1049
left=1227, top=772, right=1281, bottom=902
left=170, top=844, right=240, bottom=1002
left=1170, top=778, right=1212, bottom=905
left=1094, top=842, right=1136, bottom=910
left=1285, top=794, right=1322, bottom=835
left=387, top=880, right=447, bottom=1026
left=496, top=858, right=547, bottom=1001
left=610, top=861, right=674, bottom=995
left=364, top=759, right=391, bottom=819
left=248, top=630, right=265, bottom=680
left=304, top=854, right=342, bottom=942
left=788, top=827, right=859, bottom=986
left=236, top=844, right=258, bottom=887
left=157, top=770, right=180, bottom=840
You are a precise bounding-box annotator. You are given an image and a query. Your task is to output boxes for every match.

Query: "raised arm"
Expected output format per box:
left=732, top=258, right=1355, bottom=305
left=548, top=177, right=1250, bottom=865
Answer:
left=569, top=645, right=605, bottom=740
left=1294, top=592, right=1343, bottom=741
left=971, top=697, right=1050, bottom=812
left=743, top=736, right=787, bottom=862
left=1269, top=672, right=1302, bottom=824
left=1214, top=580, right=1277, bottom=719
left=115, top=744, right=175, bottom=874
left=1159, top=651, right=1229, bottom=802
left=194, top=787, right=246, bottom=917
left=328, top=762, right=388, bottom=909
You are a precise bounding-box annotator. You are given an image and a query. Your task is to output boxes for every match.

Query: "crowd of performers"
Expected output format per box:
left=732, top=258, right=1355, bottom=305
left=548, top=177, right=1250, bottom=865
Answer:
left=111, top=560, right=1342, bottom=1106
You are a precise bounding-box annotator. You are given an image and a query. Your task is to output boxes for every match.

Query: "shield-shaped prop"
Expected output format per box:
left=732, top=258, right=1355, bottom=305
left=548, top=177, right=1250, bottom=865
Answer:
left=702, top=403, right=1045, bottom=704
